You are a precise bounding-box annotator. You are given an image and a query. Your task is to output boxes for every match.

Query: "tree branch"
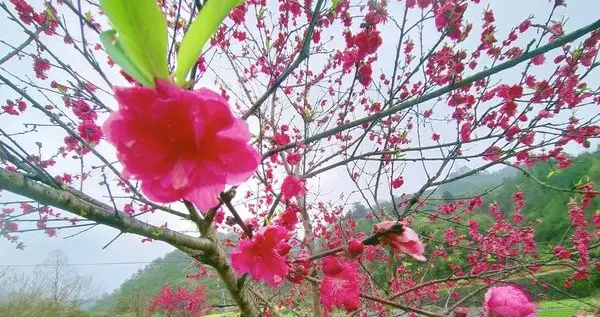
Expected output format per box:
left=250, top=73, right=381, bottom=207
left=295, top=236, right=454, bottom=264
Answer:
left=0, top=25, right=44, bottom=65
left=241, top=0, right=325, bottom=120
left=264, top=18, right=600, bottom=157
left=0, top=168, right=212, bottom=251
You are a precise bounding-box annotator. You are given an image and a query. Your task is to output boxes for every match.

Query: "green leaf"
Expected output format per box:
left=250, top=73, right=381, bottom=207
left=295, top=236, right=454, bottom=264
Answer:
left=45, top=7, right=57, bottom=21
left=100, top=0, right=170, bottom=86
left=330, top=0, right=340, bottom=13
left=303, top=108, right=312, bottom=120
left=100, top=31, right=153, bottom=87
left=394, top=150, right=404, bottom=159
left=174, top=0, right=244, bottom=85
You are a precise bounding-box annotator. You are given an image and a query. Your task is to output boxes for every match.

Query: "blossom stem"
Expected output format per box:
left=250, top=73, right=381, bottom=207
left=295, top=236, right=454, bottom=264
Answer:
left=220, top=191, right=253, bottom=238
left=298, top=222, right=405, bottom=263
left=299, top=246, right=345, bottom=262
left=183, top=199, right=204, bottom=234
left=241, top=0, right=326, bottom=120
left=0, top=24, right=45, bottom=66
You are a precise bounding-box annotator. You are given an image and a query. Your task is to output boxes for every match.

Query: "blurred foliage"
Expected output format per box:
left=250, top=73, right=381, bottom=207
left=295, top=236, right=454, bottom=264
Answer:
left=0, top=298, right=92, bottom=317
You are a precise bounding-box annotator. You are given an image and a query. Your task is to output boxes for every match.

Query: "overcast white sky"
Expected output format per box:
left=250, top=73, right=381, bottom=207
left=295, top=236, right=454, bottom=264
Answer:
left=1, top=0, right=599, bottom=294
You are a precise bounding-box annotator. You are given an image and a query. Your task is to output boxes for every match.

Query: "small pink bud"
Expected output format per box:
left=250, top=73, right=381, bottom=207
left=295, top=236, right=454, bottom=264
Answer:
left=453, top=307, right=469, bottom=317
left=346, top=239, right=364, bottom=258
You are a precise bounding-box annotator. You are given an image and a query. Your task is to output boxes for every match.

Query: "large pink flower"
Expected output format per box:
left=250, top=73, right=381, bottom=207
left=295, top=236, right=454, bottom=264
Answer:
left=102, top=80, right=260, bottom=211
left=483, top=285, right=536, bottom=317
left=373, top=221, right=426, bottom=261
left=320, top=257, right=361, bottom=315
left=230, top=225, right=290, bottom=287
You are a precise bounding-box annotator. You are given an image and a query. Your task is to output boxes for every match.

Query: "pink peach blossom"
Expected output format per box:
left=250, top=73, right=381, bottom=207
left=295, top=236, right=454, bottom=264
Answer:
left=483, top=285, right=536, bottom=317
left=320, top=258, right=361, bottom=315
left=373, top=221, right=426, bottom=261
left=230, top=225, right=290, bottom=287
left=281, top=174, right=306, bottom=199
left=102, top=80, right=260, bottom=211
left=275, top=205, right=298, bottom=231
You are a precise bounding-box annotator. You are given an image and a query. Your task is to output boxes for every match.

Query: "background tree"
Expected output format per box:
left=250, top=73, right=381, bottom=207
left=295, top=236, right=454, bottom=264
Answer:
left=0, top=250, right=98, bottom=317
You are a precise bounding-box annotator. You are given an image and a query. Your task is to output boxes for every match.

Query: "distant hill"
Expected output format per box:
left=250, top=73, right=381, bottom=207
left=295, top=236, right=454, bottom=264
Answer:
left=435, top=165, right=518, bottom=196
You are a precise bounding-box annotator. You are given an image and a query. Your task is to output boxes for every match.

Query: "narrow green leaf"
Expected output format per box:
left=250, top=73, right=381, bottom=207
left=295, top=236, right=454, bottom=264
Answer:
left=174, top=0, right=244, bottom=85
left=100, top=31, right=153, bottom=87
left=100, top=0, right=170, bottom=86
left=330, top=0, right=340, bottom=13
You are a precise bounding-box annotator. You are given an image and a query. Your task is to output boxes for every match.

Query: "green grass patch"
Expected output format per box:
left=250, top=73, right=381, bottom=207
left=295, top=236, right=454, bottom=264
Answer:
left=537, top=297, right=599, bottom=317
left=204, top=313, right=239, bottom=317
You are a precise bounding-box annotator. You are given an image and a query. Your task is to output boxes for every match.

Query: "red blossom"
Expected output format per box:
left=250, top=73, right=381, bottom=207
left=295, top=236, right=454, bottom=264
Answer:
left=230, top=225, right=290, bottom=287
left=17, top=99, right=27, bottom=113
left=10, top=0, right=34, bottom=24
left=460, top=122, right=472, bottom=142
left=519, top=19, right=531, bottom=33
left=2, top=101, right=19, bottom=115
left=281, top=175, right=306, bottom=200
left=20, top=203, right=34, bottom=214
left=553, top=246, right=572, bottom=259
left=274, top=132, right=291, bottom=145
left=391, top=177, right=404, bottom=189
left=214, top=210, right=225, bottom=224
left=320, top=258, right=361, bottom=315
left=312, top=29, right=321, bottom=43
left=352, top=30, right=382, bottom=57
left=33, top=57, right=51, bottom=80
left=275, top=205, right=298, bottom=231
left=71, top=99, right=98, bottom=121
left=78, top=121, right=103, bottom=144
left=453, top=307, right=469, bottom=317
left=229, top=4, right=247, bottom=25
left=286, top=152, right=301, bottom=165
left=322, top=255, right=344, bottom=276
left=287, top=253, right=311, bottom=284
left=357, top=63, right=373, bottom=87
left=531, top=54, right=545, bottom=65
left=148, top=285, right=209, bottom=317
left=3, top=222, right=18, bottom=232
